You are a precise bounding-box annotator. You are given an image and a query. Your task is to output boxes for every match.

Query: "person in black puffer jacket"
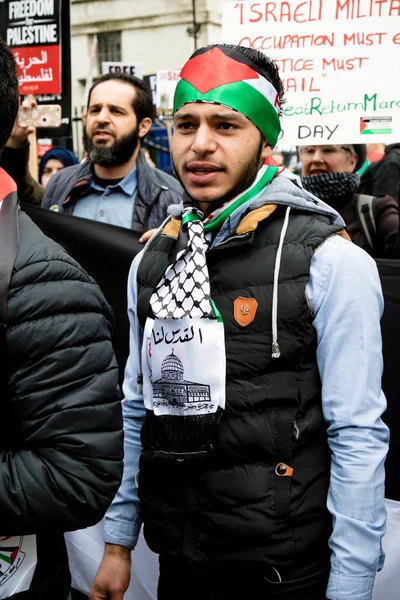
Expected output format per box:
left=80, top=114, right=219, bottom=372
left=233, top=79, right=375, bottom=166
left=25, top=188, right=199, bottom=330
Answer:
left=0, top=40, right=123, bottom=599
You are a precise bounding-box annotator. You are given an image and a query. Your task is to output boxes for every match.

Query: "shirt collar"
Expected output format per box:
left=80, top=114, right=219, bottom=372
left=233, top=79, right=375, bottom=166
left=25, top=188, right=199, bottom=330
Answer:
left=212, top=195, right=256, bottom=247
left=89, top=162, right=138, bottom=195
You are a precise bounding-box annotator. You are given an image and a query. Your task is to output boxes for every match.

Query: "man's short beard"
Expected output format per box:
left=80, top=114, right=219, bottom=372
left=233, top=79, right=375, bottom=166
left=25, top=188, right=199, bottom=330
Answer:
left=172, top=137, right=265, bottom=210
left=87, top=126, right=140, bottom=167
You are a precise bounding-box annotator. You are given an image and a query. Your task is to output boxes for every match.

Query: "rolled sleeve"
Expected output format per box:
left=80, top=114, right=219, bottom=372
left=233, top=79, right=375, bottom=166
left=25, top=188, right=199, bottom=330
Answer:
left=327, top=571, right=376, bottom=600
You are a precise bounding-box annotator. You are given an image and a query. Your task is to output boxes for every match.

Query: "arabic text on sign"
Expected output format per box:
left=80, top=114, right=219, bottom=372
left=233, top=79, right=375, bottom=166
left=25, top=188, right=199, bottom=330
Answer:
left=19, top=67, right=53, bottom=83
left=14, top=50, right=48, bottom=70
left=153, top=326, right=204, bottom=346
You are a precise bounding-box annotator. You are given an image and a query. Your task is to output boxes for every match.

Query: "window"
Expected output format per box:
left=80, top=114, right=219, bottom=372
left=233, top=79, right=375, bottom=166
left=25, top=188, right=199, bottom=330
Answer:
left=97, top=32, right=121, bottom=71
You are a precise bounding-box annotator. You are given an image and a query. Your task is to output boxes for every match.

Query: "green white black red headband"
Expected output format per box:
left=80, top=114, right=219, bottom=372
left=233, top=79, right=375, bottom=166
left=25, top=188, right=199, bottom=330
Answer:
left=173, top=46, right=281, bottom=147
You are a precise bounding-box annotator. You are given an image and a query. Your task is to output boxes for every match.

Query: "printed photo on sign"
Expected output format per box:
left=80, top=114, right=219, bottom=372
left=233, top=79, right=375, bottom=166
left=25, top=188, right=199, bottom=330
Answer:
left=360, top=116, right=393, bottom=135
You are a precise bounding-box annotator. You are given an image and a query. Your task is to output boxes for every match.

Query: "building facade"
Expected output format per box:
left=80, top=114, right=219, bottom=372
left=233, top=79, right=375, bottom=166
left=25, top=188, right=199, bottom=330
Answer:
left=71, top=0, right=224, bottom=110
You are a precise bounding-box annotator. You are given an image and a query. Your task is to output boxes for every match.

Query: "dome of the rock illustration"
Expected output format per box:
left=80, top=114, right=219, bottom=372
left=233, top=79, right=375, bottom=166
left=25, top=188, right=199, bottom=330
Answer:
left=161, top=350, right=184, bottom=380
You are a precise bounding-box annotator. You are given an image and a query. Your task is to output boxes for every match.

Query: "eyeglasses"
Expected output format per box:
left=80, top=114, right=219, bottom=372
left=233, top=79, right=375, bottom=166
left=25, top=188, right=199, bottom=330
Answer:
left=298, top=145, right=355, bottom=158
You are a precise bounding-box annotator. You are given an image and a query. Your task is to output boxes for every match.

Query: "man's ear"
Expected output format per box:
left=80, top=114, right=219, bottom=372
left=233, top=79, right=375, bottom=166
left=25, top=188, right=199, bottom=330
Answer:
left=261, top=140, right=273, bottom=163
left=138, top=117, right=152, bottom=139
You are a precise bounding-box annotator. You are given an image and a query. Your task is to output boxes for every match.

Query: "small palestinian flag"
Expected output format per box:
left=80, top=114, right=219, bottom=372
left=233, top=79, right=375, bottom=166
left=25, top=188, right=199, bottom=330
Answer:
left=174, top=47, right=281, bottom=147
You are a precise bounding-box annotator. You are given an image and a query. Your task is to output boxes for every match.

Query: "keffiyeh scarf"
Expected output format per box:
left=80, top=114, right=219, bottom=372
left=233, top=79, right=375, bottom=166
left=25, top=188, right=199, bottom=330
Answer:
left=142, top=165, right=282, bottom=448
left=301, top=171, right=360, bottom=203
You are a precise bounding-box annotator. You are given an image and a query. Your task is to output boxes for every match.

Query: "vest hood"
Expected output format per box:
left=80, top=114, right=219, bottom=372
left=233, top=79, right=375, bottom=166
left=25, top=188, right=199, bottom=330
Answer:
left=251, top=174, right=345, bottom=225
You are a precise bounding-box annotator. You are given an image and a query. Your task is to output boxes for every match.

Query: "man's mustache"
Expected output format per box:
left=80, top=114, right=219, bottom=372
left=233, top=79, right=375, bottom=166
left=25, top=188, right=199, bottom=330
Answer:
left=91, top=126, right=116, bottom=137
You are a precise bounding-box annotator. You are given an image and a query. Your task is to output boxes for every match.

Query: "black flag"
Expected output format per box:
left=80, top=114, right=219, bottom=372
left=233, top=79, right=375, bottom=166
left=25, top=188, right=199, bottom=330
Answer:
left=22, top=203, right=143, bottom=385
left=22, top=204, right=400, bottom=501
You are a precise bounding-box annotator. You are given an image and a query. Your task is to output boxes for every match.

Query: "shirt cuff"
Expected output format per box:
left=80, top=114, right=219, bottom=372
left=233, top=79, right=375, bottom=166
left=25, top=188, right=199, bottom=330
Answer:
left=327, top=570, right=376, bottom=600
left=104, top=515, right=141, bottom=550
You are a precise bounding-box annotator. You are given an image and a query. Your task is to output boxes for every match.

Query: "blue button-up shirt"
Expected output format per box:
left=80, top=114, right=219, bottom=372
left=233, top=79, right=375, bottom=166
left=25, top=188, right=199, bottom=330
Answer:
left=105, top=219, right=388, bottom=600
left=72, top=164, right=137, bottom=229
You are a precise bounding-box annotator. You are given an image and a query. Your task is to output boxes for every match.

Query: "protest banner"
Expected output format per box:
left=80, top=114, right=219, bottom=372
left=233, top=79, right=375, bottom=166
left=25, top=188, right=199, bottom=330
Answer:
left=102, top=61, right=143, bottom=78
left=0, top=0, right=73, bottom=154
left=144, top=73, right=157, bottom=109
left=156, top=69, right=180, bottom=116
left=222, top=0, right=400, bottom=145
left=0, top=0, right=62, bottom=95
left=156, top=69, right=180, bottom=152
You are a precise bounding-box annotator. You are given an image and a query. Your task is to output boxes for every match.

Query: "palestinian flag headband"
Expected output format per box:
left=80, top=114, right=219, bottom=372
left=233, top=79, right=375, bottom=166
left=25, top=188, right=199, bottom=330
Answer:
left=173, top=47, right=282, bottom=147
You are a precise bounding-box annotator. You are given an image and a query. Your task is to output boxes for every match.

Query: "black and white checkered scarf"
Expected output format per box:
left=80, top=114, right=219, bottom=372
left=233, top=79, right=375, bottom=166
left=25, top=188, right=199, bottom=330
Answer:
left=301, top=172, right=360, bottom=203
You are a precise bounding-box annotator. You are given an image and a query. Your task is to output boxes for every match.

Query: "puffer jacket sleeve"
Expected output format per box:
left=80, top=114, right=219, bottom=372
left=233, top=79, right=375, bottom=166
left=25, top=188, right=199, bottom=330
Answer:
left=2, top=212, right=123, bottom=535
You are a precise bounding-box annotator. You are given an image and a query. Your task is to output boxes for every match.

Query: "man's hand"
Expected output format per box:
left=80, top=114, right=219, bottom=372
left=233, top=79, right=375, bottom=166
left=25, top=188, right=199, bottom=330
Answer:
left=139, top=229, right=157, bottom=243
left=89, top=543, right=132, bottom=600
left=6, top=99, right=37, bottom=148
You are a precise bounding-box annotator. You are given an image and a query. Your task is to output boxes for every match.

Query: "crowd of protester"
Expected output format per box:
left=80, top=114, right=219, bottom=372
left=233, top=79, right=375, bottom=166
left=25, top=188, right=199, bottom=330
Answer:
left=1, top=36, right=399, bottom=600
left=3, top=116, right=399, bottom=260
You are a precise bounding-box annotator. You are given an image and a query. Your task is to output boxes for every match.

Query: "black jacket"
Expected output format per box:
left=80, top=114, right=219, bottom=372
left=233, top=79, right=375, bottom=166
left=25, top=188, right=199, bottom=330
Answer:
left=42, top=149, right=183, bottom=233
left=2, top=203, right=123, bottom=597
left=323, top=191, right=400, bottom=258
left=359, top=144, right=400, bottom=202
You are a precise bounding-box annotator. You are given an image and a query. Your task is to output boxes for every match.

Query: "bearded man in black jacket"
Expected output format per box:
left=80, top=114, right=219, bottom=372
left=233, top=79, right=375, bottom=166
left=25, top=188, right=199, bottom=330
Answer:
left=0, top=40, right=123, bottom=599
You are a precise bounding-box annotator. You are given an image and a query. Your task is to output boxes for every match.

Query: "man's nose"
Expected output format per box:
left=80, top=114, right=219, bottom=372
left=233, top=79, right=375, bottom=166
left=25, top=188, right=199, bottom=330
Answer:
left=191, top=125, right=217, bottom=155
left=95, top=107, right=111, bottom=123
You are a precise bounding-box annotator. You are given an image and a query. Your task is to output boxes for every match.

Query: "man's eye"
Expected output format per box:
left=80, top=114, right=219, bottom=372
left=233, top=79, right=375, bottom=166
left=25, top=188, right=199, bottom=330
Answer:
left=176, top=123, right=194, bottom=130
left=218, top=123, right=237, bottom=130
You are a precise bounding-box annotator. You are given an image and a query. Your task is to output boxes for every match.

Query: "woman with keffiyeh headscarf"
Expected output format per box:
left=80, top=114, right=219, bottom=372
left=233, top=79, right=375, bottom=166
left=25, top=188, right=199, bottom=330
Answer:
left=300, top=143, right=400, bottom=257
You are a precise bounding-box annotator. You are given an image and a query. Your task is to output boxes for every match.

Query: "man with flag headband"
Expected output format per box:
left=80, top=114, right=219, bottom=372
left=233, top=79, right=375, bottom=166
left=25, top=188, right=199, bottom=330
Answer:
left=91, top=45, right=388, bottom=600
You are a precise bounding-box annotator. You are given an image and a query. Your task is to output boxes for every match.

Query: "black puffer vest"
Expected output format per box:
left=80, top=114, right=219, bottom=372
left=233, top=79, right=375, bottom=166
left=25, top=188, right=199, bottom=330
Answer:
left=136, top=204, right=343, bottom=567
